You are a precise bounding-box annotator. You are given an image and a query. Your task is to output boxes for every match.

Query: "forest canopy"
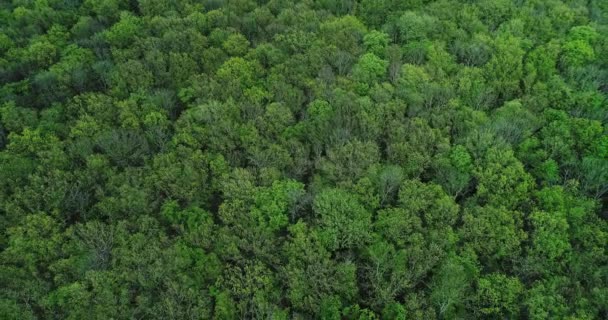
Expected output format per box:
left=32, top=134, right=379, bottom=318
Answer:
left=0, top=0, right=607, bottom=319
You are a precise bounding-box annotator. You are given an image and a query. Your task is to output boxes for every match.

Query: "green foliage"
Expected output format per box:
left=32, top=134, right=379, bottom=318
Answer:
left=485, top=35, right=525, bottom=101
left=352, top=53, right=388, bottom=85
left=103, top=12, right=142, bottom=47
left=430, top=254, right=477, bottom=317
left=222, top=33, right=250, bottom=56
left=561, top=40, right=595, bottom=67
left=0, top=0, right=607, bottom=318
left=319, top=139, right=380, bottom=185
left=461, top=205, right=526, bottom=268
left=363, top=30, right=390, bottom=56
left=313, top=188, right=372, bottom=250
left=396, top=11, right=438, bottom=42
left=473, top=273, right=524, bottom=318
left=251, top=179, right=305, bottom=233
left=560, top=25, right=599, bottom=68
left=474, top=147, right=535, bottom=209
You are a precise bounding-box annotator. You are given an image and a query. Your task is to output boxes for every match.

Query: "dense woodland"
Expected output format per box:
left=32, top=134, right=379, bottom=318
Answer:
left=0, top=0, right=607, bottom=319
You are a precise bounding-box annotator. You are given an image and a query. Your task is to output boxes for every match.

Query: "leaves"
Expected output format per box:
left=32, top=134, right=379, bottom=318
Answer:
left=0, top=0, right=606, bottom=319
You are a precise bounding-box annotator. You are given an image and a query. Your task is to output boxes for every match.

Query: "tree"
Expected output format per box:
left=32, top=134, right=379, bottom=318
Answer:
left=460, top=205, right=527, bottom=269
left=216, top=57, right=266, bottom=103
left=222, top=33, right=250, bottom=56
left=490, top=100, right=539, bottom=145
left=525, top=279, right=569, bottom=320
left=386, top=117, right=447, bottom=177
left=318, top=140, right=380, bottom=185
left=320, top=15, right=367, bottom=55
left=473, top=147, right=535, bottom=209
left=471, top=273, right=523, bottom=318
left=430, top=255, right=477, bottom=318
left=146, top=146, right=210, bottom=204
left=396, top=11, right=438, bottom=43
left=313, top=188, right=372, bottom=251
left=283, top=222, right=358, bottom=315
left=398, top=179, right=459, bottom=231
left=110, top=60, right=154, bottom=96
left=363, top=30, right=390, bottom=56
left=361, top=240, right=410, bottom=309
left=0, top=213, right=65, bottom=317
left=103, top=12, right=142, bottom=48
left=526, top=210, right=571, bottom=276
left=485, top=35, right=525, bottom=102
left=560, top=26, right=599, bottom=68
left=432, top=145, right=473, bottom=197
left=351, top=53, right=388, bottom=86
